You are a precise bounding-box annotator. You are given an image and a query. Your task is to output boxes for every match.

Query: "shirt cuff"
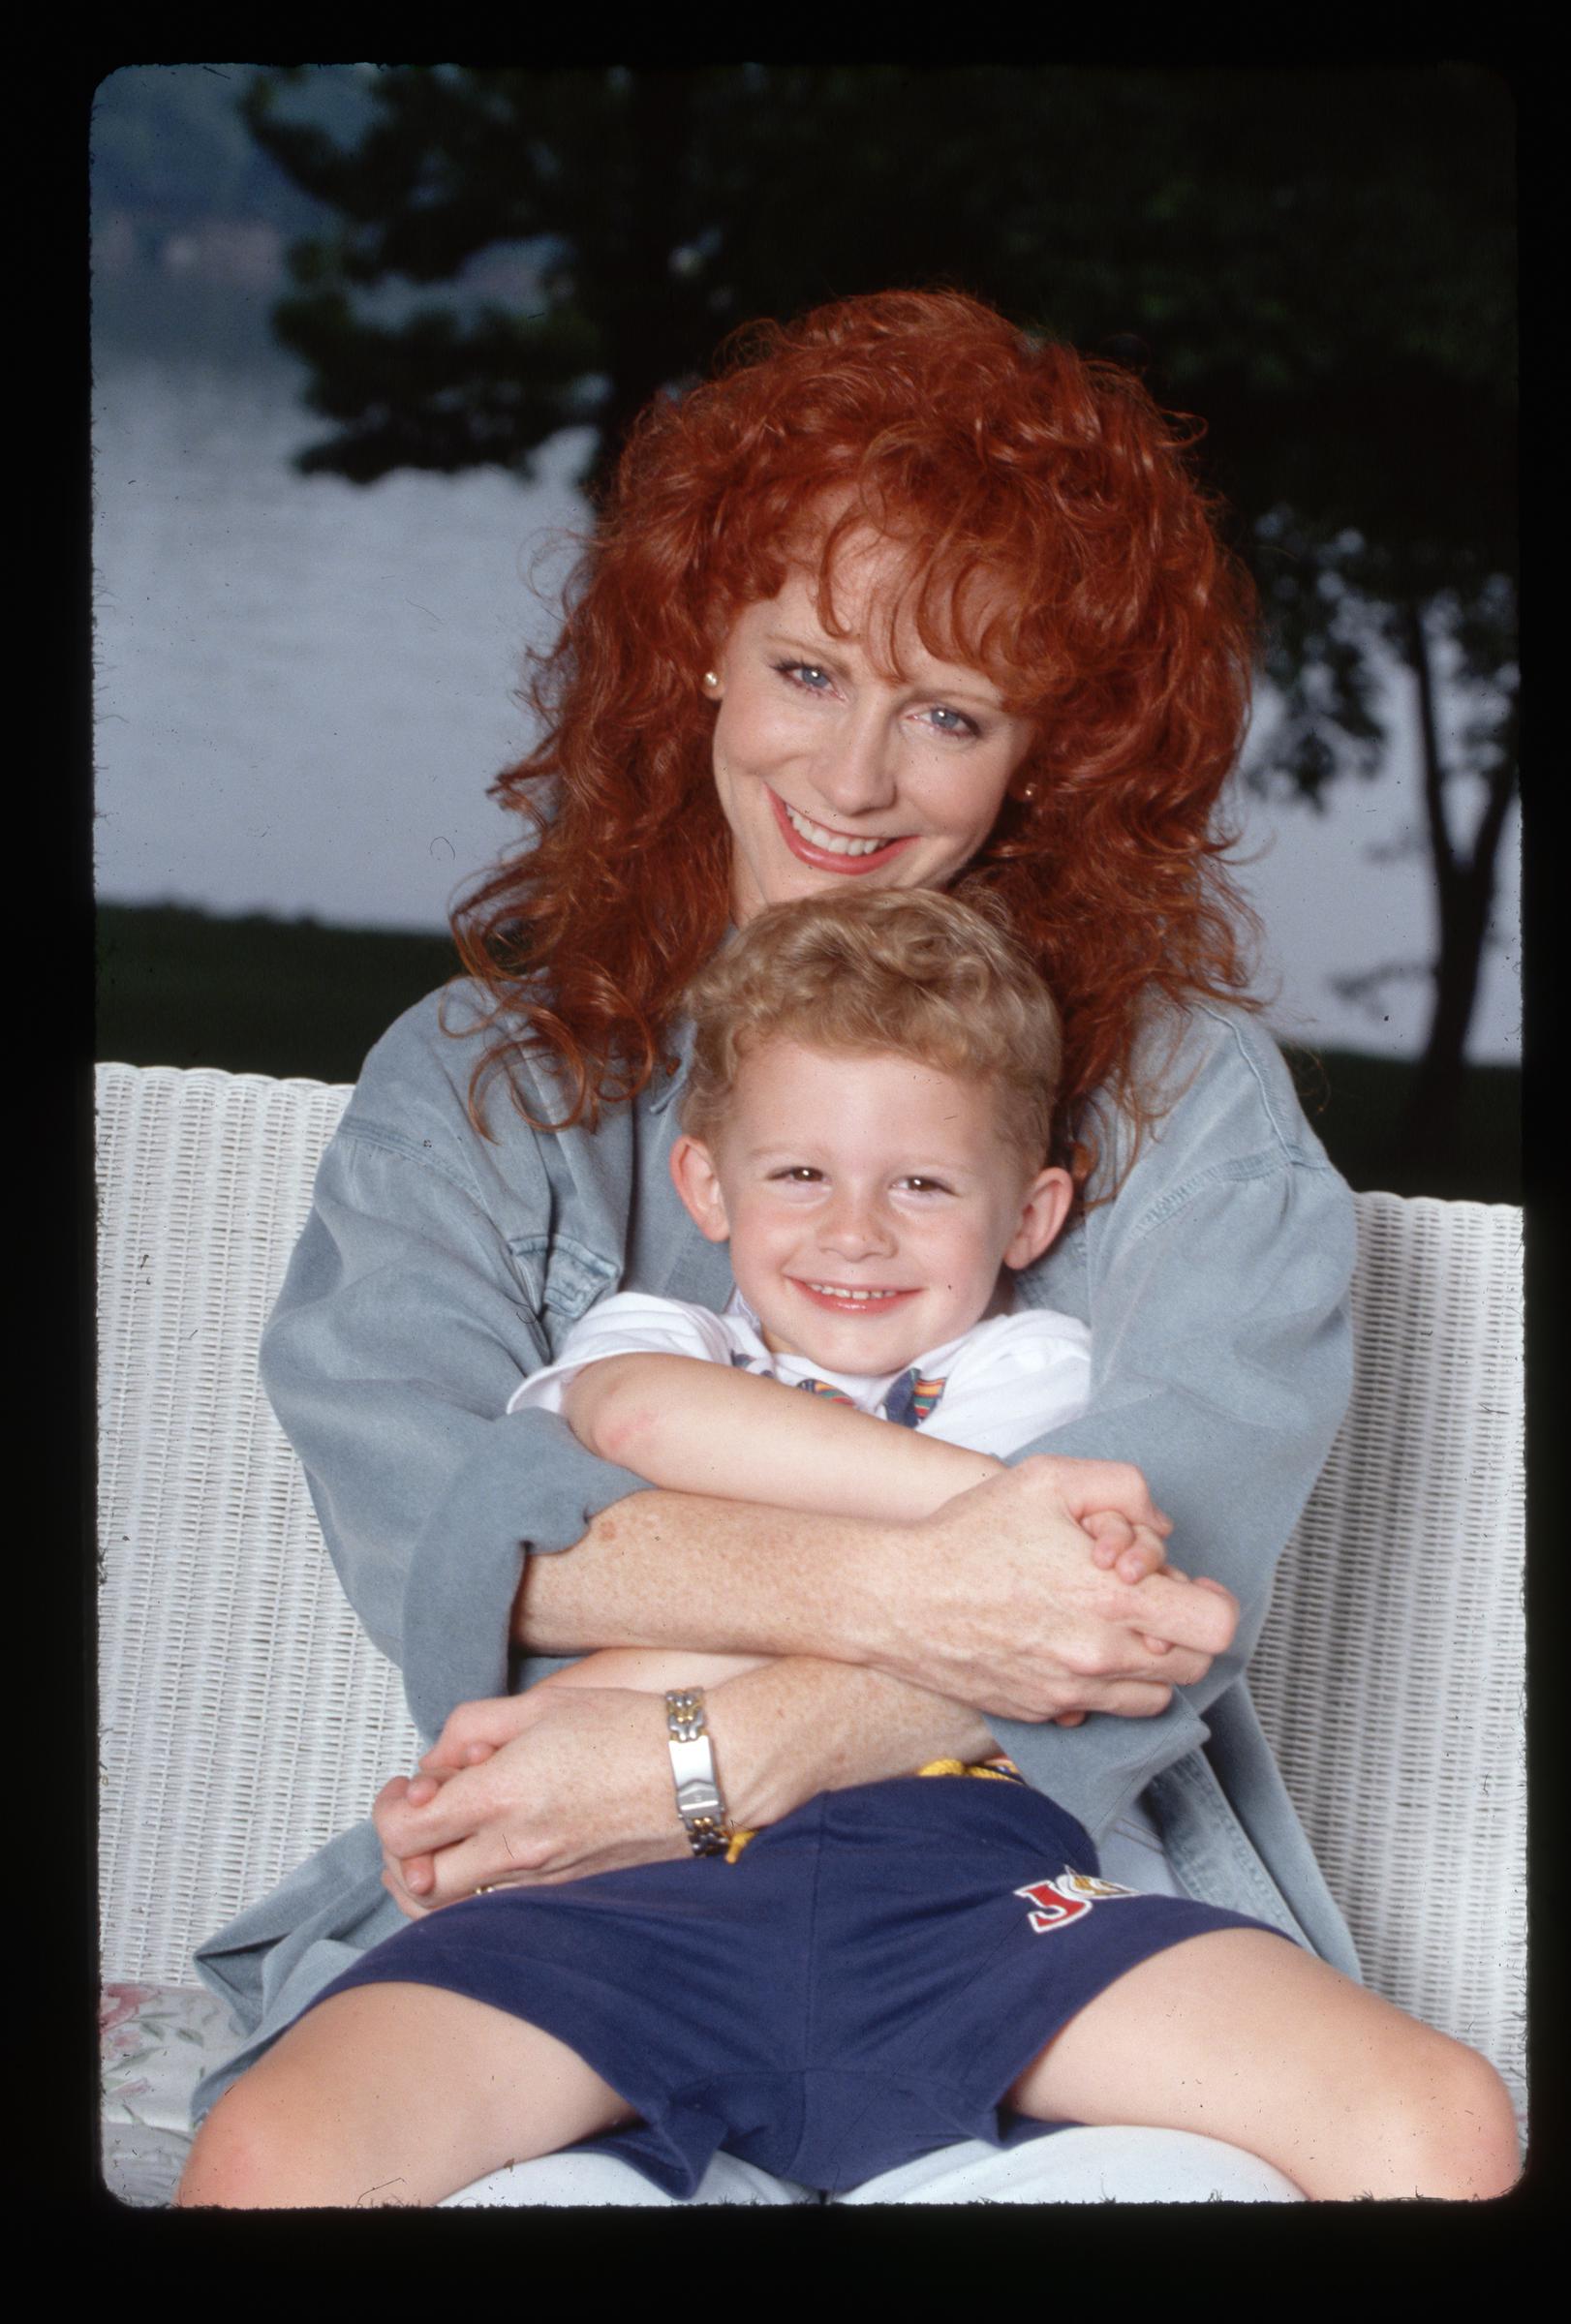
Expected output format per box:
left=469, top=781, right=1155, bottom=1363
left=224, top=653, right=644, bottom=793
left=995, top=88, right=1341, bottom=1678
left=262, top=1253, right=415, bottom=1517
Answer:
left=987, top=1692, right=1209, bottom=1844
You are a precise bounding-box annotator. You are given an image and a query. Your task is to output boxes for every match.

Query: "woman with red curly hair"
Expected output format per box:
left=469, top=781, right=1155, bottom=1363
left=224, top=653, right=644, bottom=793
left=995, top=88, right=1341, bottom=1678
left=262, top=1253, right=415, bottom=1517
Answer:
left=187, top=290, right=1371, bottom=2205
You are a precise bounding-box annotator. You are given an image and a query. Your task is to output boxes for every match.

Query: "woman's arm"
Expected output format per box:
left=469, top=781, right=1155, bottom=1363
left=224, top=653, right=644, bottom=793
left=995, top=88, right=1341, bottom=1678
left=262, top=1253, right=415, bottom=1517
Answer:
left=511, top=1349, right=1176, bottom=1708
left=512, top=1461, right=1227, bottom=1714
left=376, top=1652, right=1005, bottom=1913
left=976, top=1006, right=1357, bottom=1839
left=279, top=993, right=1327, bottom=1902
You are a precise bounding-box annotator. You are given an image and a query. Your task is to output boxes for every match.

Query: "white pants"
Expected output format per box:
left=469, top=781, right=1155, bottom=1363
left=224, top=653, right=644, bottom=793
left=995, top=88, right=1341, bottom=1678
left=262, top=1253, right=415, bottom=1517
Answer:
left=444, top=2131, right=1304, bottom=2207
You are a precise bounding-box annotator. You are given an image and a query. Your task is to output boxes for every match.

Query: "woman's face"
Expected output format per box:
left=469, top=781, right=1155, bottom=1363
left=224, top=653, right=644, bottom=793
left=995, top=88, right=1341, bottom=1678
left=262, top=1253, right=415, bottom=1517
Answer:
left=708, top=535, right=1035, bottom=926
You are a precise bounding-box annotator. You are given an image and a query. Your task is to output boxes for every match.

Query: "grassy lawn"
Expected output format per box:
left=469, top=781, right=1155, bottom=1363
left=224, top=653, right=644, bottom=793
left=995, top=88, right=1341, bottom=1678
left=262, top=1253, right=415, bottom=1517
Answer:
left=97, top=904, right=462, bottom=1089
left=96, top=904, right=1521, bottom=1205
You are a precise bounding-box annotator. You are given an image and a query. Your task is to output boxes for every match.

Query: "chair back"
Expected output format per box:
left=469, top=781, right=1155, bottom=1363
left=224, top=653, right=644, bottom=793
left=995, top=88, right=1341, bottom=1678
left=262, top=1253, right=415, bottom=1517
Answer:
left=95, top=1063, right=1525, bottom=2127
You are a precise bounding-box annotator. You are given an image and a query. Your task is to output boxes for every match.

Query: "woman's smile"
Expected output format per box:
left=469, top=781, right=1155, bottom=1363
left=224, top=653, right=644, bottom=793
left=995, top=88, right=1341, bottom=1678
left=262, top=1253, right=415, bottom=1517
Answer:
left=769, top=785, right=916, bottom=870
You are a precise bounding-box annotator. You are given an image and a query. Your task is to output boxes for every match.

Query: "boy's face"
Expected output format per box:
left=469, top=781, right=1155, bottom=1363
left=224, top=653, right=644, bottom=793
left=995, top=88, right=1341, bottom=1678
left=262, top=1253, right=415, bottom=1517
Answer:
left=671, top=1039, right=1073, bottom=1377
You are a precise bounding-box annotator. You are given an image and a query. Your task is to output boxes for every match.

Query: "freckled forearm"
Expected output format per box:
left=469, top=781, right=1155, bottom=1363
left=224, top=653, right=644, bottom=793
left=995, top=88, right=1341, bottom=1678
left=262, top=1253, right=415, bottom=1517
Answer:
left=511, top=1483, right=1003, bottom=1803
left=512, top=1485, right=897, bottom=1664
left=706, top=1656, right=997, bottom=1828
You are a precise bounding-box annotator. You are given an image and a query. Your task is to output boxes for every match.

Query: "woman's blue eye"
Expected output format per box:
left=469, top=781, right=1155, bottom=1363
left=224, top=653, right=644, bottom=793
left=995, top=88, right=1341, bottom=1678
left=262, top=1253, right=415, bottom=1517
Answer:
left=776, top=661, right=832, bottom=691
left=926, top=706, right=977, bottom=738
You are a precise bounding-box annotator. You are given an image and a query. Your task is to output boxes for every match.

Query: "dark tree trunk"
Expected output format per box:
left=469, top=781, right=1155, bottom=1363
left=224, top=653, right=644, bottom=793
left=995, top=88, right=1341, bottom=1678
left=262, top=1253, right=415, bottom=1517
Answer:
left=577, top=71, right=710, bottom=511
left=1394, top=599, right=1518, bottom=1175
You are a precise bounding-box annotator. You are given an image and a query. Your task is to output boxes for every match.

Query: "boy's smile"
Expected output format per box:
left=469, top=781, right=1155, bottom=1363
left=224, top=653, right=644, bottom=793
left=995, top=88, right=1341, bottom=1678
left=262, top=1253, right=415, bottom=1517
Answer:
left=670, top=1040, right=1071, bottom=1379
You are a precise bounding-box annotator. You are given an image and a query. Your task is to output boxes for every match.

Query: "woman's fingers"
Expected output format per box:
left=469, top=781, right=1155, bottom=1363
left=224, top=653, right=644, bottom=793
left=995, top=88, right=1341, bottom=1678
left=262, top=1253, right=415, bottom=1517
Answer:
left=1022, top=1454, right=1173, bottom=1538
left=376, top=1684, right=679, bottom=1902
left=1110, top=1523, right=1171, bottom=1586
left=381, top=1866, right=433, bottom=1920
left=377, top=1767, right=503, bottom=1859
left=881, top=1461, right=1236, bottom=1721
left=1084, top=1510, right=1133, bottom=1569
left=371, top=1776, right=444, bottom=1907
left=1108, top=1567, right=1236, bottom=1656
left=1051, top=1678, right=1181, bottom=1721
left=1092, top=1678, right=1180, bottom=1718
left=419, top=1693, right=539, bottom=1774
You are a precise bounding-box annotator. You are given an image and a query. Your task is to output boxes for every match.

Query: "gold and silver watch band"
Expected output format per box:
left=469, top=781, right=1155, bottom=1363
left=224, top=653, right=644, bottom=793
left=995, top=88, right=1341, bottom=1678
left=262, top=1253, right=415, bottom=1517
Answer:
left=664, top=1688, right=732, bottom=1857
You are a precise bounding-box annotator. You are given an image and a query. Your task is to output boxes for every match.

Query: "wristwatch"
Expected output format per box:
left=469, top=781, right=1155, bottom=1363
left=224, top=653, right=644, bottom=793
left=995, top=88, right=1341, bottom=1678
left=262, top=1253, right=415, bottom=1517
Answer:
left=663, top=1688, right=733, bottom=1857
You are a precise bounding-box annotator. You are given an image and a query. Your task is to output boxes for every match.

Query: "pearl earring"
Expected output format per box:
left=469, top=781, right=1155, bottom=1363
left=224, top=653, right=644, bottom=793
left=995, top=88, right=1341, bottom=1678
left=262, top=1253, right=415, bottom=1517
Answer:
left=702, top=670, right=721, bottom=692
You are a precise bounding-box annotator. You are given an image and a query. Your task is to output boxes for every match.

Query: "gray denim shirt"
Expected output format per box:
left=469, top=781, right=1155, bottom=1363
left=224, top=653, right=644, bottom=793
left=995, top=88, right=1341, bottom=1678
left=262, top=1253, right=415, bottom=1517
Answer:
left=192, top=981, right=1360, bottom=2119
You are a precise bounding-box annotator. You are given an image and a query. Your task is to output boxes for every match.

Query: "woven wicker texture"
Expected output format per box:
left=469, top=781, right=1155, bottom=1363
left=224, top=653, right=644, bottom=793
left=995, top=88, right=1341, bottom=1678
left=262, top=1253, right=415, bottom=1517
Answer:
left=97, top=1062, right=416, bottom=1987
left=96, top=1065, right=1525, bottom=2125
left=1250, top=1192, right=1525, bottom=2125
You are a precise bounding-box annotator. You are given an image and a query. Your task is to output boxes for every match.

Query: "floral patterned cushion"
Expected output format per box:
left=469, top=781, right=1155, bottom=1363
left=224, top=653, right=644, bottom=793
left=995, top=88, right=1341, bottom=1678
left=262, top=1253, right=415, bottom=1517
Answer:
left=101, top=1982, right=241, bottom=2208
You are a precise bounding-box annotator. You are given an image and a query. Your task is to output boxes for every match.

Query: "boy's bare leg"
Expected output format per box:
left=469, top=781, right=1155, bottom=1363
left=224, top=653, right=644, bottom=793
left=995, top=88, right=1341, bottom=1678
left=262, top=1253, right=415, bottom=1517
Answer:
left=1008, top=1928, right=1520, bottom=2202
left=177, top=1981, right=637, bottom=2210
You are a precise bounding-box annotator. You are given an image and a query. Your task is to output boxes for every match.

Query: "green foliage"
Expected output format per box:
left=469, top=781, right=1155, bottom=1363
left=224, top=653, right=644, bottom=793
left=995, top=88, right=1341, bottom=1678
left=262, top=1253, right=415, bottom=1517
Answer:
left=92, top=63, right=356, bottom=235
left=240, top=68, right=1513, bottom=508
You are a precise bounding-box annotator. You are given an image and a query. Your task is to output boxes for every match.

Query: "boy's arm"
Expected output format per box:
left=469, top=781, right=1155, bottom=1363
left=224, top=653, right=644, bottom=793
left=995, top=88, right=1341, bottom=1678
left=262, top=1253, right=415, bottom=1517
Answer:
left=562, top=1352, right=1003, bottom=1521
left=539, top=1644, right=768, bottom=1692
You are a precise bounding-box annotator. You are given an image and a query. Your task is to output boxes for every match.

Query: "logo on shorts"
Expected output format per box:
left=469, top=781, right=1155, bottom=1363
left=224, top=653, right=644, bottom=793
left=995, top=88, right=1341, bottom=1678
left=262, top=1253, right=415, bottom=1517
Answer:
left=1015, top=1870, right=1137, bottom=1934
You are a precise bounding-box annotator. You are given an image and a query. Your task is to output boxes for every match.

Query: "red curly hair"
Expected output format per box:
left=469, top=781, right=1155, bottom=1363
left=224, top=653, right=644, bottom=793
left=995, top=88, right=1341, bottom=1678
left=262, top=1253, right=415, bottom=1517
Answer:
left=451, top=288, right=1261, bottom=1184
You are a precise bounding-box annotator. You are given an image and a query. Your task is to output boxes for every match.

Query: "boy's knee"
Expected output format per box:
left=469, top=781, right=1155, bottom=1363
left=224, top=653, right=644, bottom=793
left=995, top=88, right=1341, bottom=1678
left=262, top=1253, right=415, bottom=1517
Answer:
left=1365, top=2032, right=1522, bottom=2201
left=1420, top=2041, right=1522, bottom=2198
left=176, top=2078, right=325, bottom=2210
left=176, top=2088, right=266, bottom=2208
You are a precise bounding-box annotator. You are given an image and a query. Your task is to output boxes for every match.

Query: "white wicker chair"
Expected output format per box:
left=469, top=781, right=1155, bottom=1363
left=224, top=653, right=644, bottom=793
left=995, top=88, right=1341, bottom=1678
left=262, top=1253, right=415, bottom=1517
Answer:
left=95, top=1060, right=1526, bottom=2198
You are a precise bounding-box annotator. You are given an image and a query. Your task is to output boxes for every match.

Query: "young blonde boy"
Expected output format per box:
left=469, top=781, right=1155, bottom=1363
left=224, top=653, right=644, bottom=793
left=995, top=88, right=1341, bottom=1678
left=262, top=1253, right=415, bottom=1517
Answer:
left=181, top=890, right=1519, bottom=2207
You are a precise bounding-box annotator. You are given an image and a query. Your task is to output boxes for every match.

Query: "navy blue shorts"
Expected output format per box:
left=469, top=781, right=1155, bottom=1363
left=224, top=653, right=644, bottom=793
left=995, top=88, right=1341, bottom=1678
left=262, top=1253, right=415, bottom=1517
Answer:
left=307, top=1775, right=1287, bottom=2196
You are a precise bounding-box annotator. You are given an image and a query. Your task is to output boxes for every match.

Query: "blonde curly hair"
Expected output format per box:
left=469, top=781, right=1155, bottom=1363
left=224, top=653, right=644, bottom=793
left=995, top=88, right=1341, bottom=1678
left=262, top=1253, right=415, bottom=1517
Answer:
left=678, top=886, right=1064, bottom=1168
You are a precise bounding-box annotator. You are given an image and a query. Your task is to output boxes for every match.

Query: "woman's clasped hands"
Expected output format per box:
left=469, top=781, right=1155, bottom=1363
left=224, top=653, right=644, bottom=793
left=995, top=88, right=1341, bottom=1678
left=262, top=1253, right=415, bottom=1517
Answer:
left=376, top=1453, right=1238, bottom=1915
left=848, top=1454, right=1239, bottom=1725
left=376, top=1680, right=686, bottom=1919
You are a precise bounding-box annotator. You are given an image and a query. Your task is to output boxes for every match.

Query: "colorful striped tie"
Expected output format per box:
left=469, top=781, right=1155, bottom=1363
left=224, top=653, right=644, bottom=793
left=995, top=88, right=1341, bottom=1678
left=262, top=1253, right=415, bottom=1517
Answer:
left=795, top=1375, right=857, bottom=1408
left=883, top=1369, right=946, bottom=1428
